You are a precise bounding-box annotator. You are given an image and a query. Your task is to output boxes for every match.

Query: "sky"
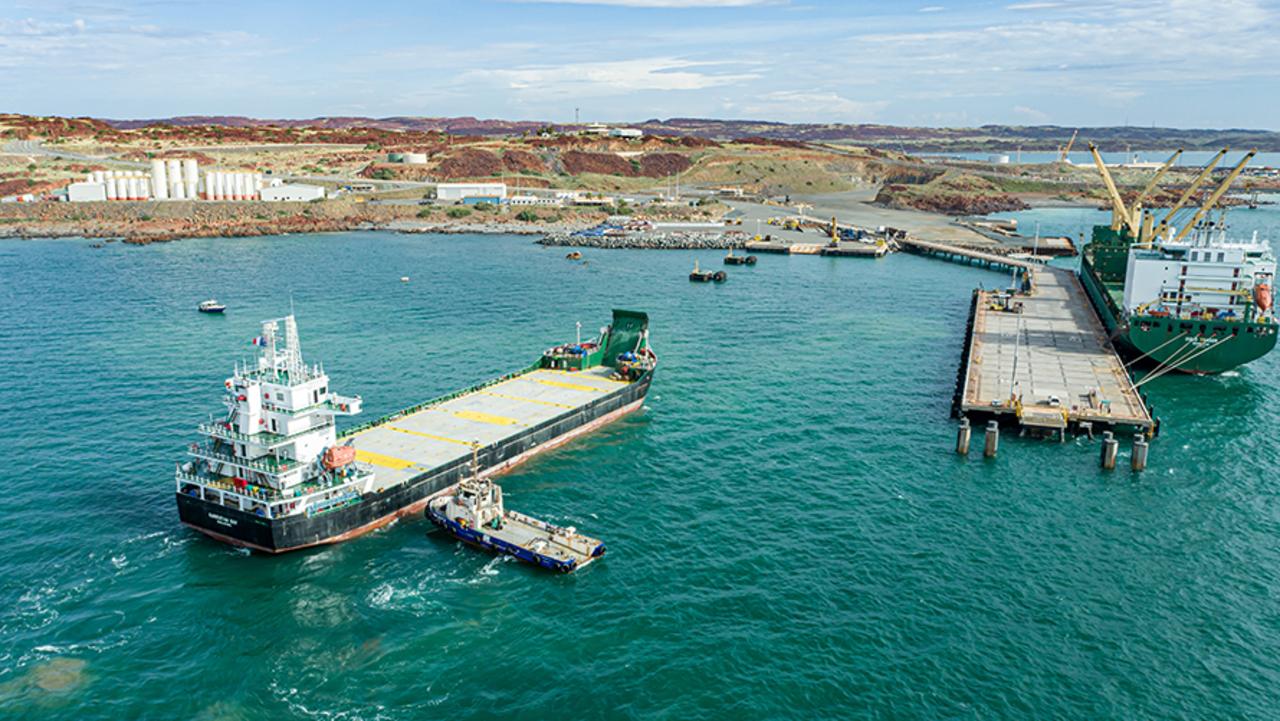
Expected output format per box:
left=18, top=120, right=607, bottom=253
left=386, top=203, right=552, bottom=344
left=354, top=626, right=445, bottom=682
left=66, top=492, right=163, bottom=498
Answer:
left=2, top=0, right=1278, bottom=128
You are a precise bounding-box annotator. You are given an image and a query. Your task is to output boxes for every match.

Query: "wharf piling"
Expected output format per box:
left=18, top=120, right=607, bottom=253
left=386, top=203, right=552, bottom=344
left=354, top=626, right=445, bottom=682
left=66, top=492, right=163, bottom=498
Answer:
left=1132, top=434, right=1149, bottom=471
left=956, top=417, right=971, bottom=455
left=983, top=420, right=999, bottom=458
left=1100, top=431, right=1119, bottom=469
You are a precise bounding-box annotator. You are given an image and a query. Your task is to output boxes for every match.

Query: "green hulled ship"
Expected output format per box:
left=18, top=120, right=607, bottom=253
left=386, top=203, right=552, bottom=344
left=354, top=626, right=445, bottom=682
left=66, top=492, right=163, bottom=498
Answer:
left=1080, top=145, right=1277, bottom=375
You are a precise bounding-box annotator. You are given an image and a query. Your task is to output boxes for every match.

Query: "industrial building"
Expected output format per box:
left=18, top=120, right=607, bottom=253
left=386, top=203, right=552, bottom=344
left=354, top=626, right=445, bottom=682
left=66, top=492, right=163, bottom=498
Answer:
left=66, top=182, right=107, bottom=202
left=436, top=182, right=507, bottom=203
left=65, top=161, right=279, bottom=203
left=509, top=195, right=563, bottom=207
left=259, top=184, right=326, bottom=202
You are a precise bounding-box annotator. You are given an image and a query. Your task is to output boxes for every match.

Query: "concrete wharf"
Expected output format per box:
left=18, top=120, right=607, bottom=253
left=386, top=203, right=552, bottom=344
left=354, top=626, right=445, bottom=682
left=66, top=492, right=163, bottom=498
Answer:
left=956, top=265, right=1153, bottom=434
left=899, top=237, right=1033, bottom=272
left=743, top=239, right=887, bottom=257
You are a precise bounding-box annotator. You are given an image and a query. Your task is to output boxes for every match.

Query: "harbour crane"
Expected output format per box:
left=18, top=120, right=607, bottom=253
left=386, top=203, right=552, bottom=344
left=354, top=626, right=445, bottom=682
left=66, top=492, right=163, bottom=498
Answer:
left=1144, top=147, right=1229, bottom=242
left=1167, top=150, right=1256, bottom=245
left=1089, top=143, right=1137, bottom=234
left=1058, top=130, right=1079, bottom=163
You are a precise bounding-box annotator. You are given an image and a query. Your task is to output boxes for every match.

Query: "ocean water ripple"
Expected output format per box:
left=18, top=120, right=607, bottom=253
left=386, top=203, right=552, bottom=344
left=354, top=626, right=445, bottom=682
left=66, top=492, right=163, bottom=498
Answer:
left=1, top=231, right=1278, bottom=719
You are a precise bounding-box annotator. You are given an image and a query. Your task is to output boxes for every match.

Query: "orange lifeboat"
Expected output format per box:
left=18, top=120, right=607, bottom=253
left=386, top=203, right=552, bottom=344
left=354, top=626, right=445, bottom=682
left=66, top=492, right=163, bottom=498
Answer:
left=323, top=445, right=357, bottom=470
left=1256, top=283, right=1272, bottom=312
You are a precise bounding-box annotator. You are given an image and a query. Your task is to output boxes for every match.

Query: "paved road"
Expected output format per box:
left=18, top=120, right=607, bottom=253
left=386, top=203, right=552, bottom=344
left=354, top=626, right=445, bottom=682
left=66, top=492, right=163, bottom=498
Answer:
left=723, top=192, right=993, bottom=246
left=3, top=139, right=147, bottom=169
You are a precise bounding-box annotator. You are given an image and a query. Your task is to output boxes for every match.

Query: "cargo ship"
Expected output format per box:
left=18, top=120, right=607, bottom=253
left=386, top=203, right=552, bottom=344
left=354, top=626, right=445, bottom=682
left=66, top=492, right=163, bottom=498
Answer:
left=175, top=310, right=655, bottom=553
left=1081, top=145, right=1277, bottom=374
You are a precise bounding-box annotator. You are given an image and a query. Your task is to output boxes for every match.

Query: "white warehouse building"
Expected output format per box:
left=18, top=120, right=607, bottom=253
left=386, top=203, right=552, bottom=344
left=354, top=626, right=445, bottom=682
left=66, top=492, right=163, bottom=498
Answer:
left=259, top=184, right=326, bottom=202
left=436, top=182, right=507, bottom=202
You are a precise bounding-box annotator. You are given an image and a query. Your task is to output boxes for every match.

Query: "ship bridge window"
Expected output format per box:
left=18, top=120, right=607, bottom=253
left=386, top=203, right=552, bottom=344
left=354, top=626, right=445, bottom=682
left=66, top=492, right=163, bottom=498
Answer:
left=1217, top=252, right=1224, bottom=263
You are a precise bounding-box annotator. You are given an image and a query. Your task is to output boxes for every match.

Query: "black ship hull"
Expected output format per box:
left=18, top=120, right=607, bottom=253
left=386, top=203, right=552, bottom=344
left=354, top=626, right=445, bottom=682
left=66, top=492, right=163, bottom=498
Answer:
left=177, top=370, right=652, bottom=553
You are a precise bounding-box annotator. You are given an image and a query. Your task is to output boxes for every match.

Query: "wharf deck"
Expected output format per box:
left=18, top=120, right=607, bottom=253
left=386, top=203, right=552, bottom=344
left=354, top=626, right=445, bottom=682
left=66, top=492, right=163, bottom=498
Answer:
left=343, top=366, right=630, bottom=488
left=958, top=266, right=1152, bottom=432
left=821, top=242, right=887, bottom=258
left=744, top=240, right=885, bottom=257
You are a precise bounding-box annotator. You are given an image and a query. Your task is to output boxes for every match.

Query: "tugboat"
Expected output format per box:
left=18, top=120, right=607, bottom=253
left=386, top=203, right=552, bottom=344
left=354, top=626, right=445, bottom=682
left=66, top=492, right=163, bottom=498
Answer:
left=427, top=447, right=606, bottom=573
left=1082, top=144, right=1277, bottom=373
left=723, top=248, right=757, bottom=266
left=197, top=299, right=227, bottom=314
left=689, top=260, right=727, bottom=283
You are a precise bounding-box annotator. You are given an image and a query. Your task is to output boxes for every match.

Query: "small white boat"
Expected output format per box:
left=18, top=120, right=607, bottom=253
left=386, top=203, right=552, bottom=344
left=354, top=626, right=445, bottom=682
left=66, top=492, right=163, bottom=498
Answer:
left=197, top=299, right=226, bottom=314
left=400, top=276, right=410, bottom=283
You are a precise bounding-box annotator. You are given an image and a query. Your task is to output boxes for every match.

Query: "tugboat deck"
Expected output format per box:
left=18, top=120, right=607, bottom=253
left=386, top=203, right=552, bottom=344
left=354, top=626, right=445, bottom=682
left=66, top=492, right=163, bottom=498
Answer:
left=344, top=367, right=630, bottom=488
left=496, top=512, right=603, bottom=568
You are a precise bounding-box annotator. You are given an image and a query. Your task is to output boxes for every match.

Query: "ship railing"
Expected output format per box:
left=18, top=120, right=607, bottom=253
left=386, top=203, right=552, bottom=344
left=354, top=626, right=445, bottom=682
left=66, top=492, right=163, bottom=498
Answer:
left=261, top=398, right=343, bottom=416
left=176, top=469, right=373, bottom=519
left=188, top=444, right=301, bottom=475
left=197, top=418, right=335, bottom=448
left=339, top=360, right=543, bottom=439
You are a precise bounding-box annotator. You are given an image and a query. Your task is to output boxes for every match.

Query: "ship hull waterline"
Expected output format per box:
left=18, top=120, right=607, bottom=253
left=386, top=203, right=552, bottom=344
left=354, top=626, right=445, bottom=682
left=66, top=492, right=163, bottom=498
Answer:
left=177, top=370, right=652, bottom=553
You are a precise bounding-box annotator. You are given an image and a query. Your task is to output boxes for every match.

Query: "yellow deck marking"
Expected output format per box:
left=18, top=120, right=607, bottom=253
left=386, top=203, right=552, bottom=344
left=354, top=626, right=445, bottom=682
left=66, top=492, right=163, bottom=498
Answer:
left=533, top=378, right=608, bottom=393
left=354, top=449, right=417, bottom=470
left=451, top=409, right=522, bottom=426
left=386, top=425, right=474, bottom=447
left=480, top=390, right=575, bottom=409
left=544, top=369, right=628, bottom=385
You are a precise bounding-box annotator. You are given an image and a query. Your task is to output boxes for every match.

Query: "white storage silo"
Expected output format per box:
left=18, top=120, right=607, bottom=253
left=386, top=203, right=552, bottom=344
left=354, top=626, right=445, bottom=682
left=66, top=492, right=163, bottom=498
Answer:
left=230, top=173, right=242, bottom=200
left=151, top=160, right=169, bottom=200
left=173, top=182, right=186, bottom=200
left=105, top=175, right=118, bottom=200
left=182, top=159, right=198, bottom=186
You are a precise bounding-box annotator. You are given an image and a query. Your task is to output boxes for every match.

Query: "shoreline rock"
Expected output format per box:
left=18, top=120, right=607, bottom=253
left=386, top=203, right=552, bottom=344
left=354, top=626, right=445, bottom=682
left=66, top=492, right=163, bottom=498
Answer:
left=538, top=231, right=742, bottom=250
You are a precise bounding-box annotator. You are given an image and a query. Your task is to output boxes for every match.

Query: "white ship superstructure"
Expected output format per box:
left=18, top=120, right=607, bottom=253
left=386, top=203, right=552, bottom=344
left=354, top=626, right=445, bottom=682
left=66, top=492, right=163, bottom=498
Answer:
left=175, top=314, right=372, bottom=520
left=1123, top=220, right=1276, bottom=321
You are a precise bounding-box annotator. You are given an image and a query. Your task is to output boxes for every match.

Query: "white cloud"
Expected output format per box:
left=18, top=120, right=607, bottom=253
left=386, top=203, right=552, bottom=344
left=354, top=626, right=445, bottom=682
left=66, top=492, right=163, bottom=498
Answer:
left=919, top=5, right=945, bottom=12
left=474, top=57, right=759, bottom=97
left=733, top=90, right=888, bottom=122
left=1013, top=105, right=1049, bottom=122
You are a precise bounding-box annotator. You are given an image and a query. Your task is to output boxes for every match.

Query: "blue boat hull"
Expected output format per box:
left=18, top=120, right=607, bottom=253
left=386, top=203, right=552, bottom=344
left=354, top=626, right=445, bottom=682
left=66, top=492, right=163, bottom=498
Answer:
left=425, top=507, right=602, bottom=573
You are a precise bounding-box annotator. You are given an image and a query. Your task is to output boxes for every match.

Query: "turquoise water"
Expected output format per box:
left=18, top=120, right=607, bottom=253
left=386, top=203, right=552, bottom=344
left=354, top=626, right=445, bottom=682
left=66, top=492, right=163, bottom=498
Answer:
left=2, top=232, right=1279, bottom=720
